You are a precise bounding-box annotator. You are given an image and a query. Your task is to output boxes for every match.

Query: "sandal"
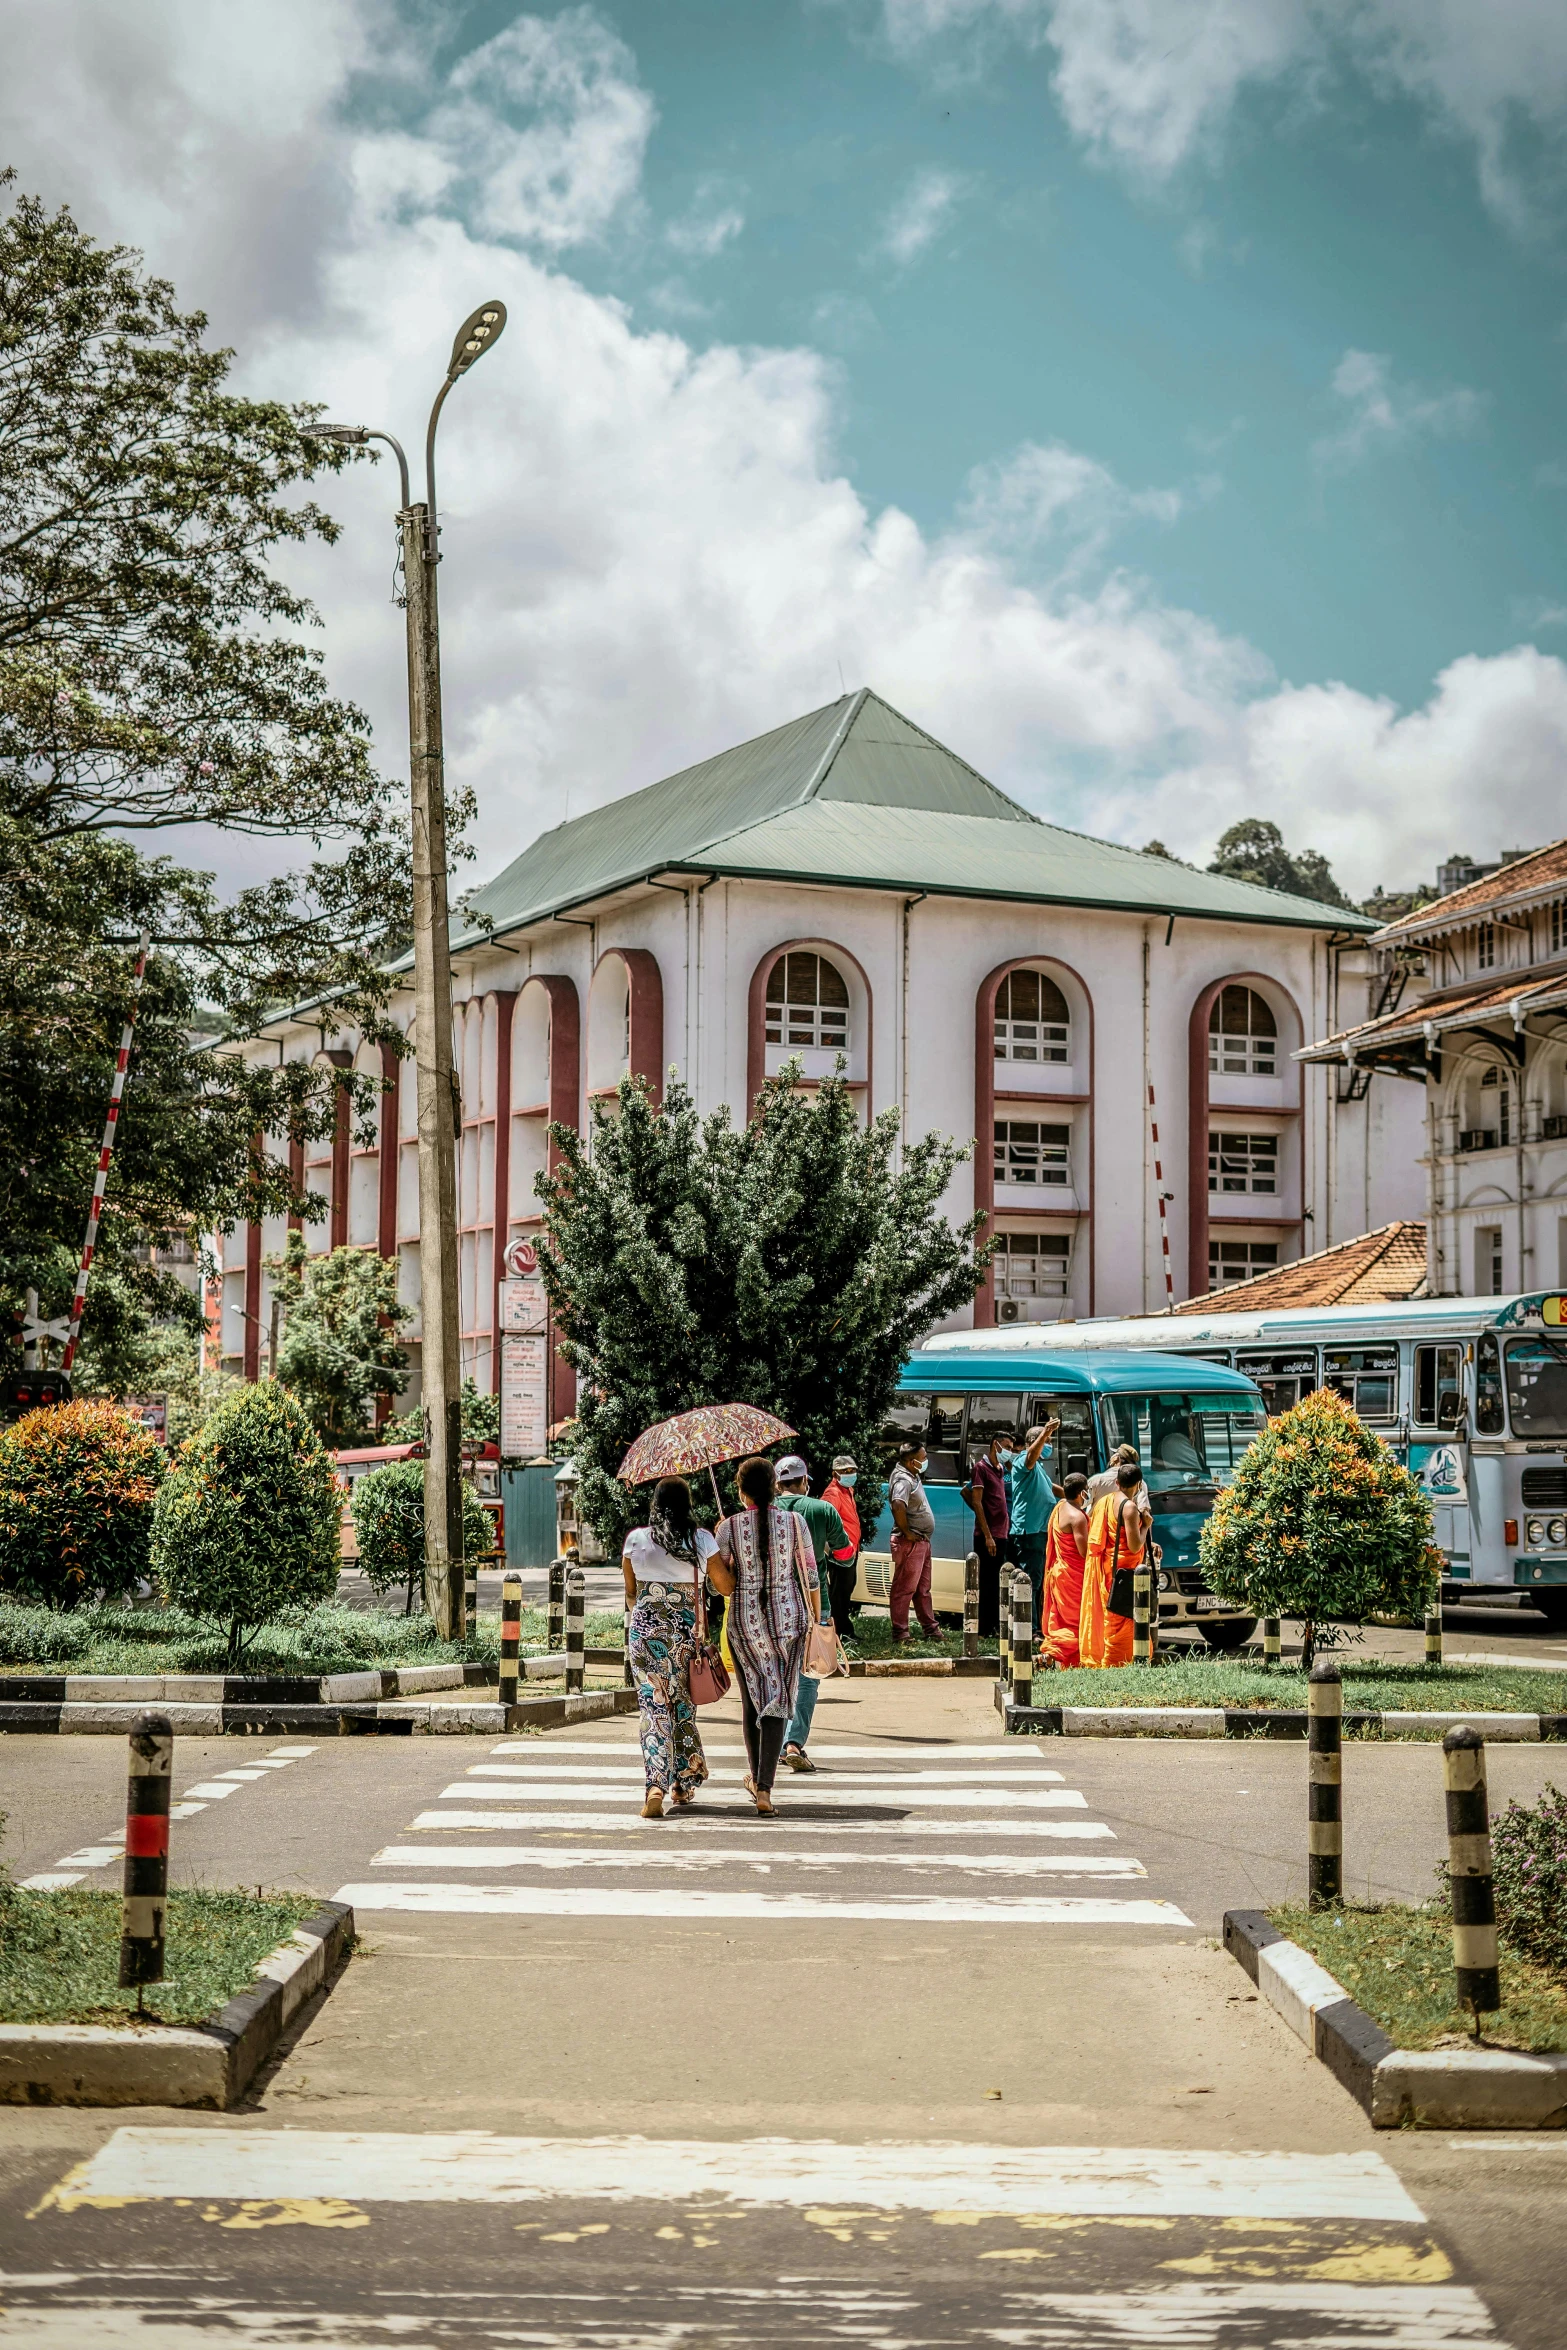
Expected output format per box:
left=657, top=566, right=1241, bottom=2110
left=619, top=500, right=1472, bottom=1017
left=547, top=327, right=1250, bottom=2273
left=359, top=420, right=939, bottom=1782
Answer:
left=641, top=1788, right=665, bottom=1819
left=783, top=1746, right=816, bottom=1774
left=754, top=1790, right=776, bottom=1818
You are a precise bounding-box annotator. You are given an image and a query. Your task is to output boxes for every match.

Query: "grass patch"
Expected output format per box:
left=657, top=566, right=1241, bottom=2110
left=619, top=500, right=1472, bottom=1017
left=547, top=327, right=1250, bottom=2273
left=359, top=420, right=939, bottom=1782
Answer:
left=1029, top=1655, right=1567, bottom=1718
left=1270, top=1899, right=1567, bottom=2054
left=0, top=1885, right=321, bottom=2027
left=843, top=1616, right=998, bottom=1661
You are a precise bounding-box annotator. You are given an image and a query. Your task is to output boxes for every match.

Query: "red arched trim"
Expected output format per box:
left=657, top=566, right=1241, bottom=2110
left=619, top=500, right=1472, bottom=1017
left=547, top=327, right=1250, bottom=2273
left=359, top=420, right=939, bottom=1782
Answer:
left=319, top=1048, right=353, bottom=1252
left=593, top=947, right=664, bottom=1107
left=243, top=1134, right=263, bottom=1383
left=488, top=993, right=517, bottom=1395
left=1187, top=972, right=1303, bottom=1301
left=975, top=956, right=1095, bottom=1325
left=378, top=1044, right=401, bottom=1260
left=746, top=938, right=875, bottom=1117
left=516, top=973, right=581, bottom=1417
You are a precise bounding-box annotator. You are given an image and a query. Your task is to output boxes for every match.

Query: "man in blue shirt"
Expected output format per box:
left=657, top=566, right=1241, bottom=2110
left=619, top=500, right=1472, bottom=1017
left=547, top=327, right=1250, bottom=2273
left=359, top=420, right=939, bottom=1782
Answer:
left=1006, top=1419, right=1060, bottom=1646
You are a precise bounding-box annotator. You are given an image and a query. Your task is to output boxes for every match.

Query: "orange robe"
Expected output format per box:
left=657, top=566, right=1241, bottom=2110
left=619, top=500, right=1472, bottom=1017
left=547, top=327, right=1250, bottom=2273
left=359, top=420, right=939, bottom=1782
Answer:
left=1079, top=1491, right=1138, bottom=1668
left=1039, top=1502, right=1088, bottom=1667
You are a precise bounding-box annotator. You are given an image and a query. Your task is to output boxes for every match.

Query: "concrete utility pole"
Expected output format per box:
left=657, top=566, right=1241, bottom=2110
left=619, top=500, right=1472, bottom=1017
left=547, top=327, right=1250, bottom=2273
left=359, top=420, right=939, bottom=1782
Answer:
left=305, top=299, right=506, bottom=1639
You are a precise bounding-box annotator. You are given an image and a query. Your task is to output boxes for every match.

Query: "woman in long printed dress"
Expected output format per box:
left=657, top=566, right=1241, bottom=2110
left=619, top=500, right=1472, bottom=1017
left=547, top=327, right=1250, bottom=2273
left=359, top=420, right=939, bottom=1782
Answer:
left=708, top=1455, right=817, bottom=1818
left=622, top=1476, right=718, bottom=1819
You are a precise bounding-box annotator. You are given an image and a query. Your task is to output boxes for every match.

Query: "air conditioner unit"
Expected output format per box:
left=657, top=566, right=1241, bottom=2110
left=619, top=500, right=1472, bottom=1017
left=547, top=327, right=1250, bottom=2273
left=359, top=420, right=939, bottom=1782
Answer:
left=996, top=1297, right=1072, bottom=1325
left=997, top=1297, right=1023, bottom=1323
left=1457, top=1128, right=1498, bottom=1153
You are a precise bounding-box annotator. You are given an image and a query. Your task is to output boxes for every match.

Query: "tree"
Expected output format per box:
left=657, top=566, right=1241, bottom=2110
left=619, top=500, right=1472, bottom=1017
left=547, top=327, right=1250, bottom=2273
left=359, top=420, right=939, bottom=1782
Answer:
left=0, top=176, right=425, bottom=1363
left=350, top=1459, right=493, bottom=1615
left=1198, top=1388, right=1439, bottom=1667
left=0, top=1398, right=165, bottom=1607
left=535, top=1068, right=989, bottom=1552
left=268, top=1234, right=411, bottom=1445
left=383, top=1378, right=499, bottom=1450
left=150, top=1381, right=340, bottom=1664
left=1207, top=818, right=1355, bottom=912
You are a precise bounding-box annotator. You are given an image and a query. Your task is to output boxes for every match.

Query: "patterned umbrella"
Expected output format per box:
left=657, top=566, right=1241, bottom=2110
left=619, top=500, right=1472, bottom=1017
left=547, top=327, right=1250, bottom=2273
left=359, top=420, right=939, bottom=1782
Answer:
left=618, top=1403, right=795, bottom=1486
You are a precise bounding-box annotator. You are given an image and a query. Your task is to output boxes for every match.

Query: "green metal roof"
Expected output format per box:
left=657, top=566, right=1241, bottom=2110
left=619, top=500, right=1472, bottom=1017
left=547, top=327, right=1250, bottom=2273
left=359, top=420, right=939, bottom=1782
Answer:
left=455, top=688, right=1371, bottom=950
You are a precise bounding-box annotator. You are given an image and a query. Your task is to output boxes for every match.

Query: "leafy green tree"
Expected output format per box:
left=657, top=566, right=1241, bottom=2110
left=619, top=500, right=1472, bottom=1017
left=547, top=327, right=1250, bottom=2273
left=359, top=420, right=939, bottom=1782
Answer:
left=150, top=1381, right=339, bottom=1664
left=0, top=1399, right=165, bottom=1607
left=350, top=1459, right=493, bottom=1615
left=0, top=176, right=424, bottom=1357
left=1199, top=1388, right=1439, bottom=1667
left=383, top=1378, right=499, bottom=1449
left=1207, top=818, right=1354, bottom=912
left=267, top=1234, right=410, bottom=1445
left=535, top=1068, right=989, bottom=1553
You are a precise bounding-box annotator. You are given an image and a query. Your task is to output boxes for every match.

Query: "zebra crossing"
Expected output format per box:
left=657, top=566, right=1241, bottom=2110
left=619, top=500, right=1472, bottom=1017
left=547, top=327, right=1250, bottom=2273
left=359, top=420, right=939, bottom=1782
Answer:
left=335, top=1731, right=1192, bottom=1926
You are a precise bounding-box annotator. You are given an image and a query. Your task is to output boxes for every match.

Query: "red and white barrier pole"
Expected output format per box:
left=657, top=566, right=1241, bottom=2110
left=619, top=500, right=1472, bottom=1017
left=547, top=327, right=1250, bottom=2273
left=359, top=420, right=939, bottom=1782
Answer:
left=1148, top=1083, right=1175, bottom=1309
left=61, top=930, right=151, bottom=1377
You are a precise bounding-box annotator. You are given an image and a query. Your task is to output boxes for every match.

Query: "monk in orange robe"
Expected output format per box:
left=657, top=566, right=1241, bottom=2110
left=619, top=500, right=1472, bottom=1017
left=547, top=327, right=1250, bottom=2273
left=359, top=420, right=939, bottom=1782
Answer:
left=1079, top=1462, right=1148, bottom=1668
left=1039, top=1474, right=1091, bottom=1666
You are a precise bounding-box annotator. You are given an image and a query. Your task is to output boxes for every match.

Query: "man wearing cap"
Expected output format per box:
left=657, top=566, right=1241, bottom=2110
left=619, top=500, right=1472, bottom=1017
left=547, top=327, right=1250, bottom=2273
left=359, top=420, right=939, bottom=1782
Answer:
left=822, top=1454, right=863, bottom=1640
left=775, top=1456, right=853, bottom=1774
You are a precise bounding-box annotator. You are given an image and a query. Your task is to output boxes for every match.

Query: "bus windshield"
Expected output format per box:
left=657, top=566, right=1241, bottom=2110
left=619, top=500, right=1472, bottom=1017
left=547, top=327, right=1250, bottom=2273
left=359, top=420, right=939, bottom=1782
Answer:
left=1098, top=1393, right=1266, bottom=1494
left=1505, top=1338, right=1567, bottom=1436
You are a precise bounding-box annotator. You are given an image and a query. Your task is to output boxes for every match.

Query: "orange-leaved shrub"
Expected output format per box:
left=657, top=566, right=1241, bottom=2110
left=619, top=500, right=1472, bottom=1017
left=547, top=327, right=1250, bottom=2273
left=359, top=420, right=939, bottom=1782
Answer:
left=0, top=1399, right=166, bottom=1608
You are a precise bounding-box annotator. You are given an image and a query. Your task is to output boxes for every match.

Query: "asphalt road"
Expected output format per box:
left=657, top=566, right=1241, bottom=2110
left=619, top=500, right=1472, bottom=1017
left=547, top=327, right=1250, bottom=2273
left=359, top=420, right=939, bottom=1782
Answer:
left=2, top=1678, right=1565, bottom=2346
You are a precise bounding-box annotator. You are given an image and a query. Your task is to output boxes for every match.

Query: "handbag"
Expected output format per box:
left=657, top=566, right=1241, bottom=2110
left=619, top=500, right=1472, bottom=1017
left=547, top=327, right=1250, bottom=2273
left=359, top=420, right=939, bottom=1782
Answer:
left=685, top=1532, right=731, bottom=1708
left=1106, top=1509, right=1139, bottom=1618
left=792, top=1515, right=848, bottom=1681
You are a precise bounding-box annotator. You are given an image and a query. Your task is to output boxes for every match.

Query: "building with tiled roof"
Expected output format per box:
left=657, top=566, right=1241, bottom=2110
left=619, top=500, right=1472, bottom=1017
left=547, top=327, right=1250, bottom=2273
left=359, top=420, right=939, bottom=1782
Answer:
left=223, top=690, right=1425, bottom=1408
left=1169, top=1219, right=1428, bottom=1314
left=1300, top=842, right=1567, bottom=1299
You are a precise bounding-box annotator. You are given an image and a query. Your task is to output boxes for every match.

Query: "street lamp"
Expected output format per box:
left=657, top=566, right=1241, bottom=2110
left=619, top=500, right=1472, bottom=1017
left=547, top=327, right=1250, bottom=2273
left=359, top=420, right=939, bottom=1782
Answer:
left=306, top=298, right=507, bottom=1641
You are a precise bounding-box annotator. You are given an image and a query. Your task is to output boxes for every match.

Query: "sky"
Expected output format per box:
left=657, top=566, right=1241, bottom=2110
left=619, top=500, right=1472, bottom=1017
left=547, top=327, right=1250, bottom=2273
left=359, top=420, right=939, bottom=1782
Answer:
left=5, top=0, right=1567, bottom=900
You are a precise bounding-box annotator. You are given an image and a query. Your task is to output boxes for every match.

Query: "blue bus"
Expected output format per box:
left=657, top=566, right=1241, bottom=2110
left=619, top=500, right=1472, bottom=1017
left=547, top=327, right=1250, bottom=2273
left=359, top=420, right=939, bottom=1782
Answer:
left=856, top=1348, right=1268, bottom=1646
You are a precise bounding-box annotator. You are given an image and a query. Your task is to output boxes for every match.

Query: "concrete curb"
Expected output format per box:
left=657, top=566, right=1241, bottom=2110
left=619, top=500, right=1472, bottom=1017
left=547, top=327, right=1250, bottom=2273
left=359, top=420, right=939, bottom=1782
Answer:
left=0, top=1686, right=638, bottom=1735
left=0, top=1899, right=353, bottom=2109
left=997, top=1686, right=1567, bottom=1741
left=1223, top=1909, right=1567, bottom=2130
left=0, top=1665, right=493, bottom=1705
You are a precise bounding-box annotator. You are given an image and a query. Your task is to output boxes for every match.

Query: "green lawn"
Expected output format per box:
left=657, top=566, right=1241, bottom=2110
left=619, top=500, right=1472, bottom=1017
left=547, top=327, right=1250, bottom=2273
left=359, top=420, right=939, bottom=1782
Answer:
left=0, top=1601, right=641, bottom=1679
left=1029, top=1655, right=1567, bottom=1719
left=0, top=1885, right=322, bottom=2026
left=1272, top=1900, right=1567, bottom=2053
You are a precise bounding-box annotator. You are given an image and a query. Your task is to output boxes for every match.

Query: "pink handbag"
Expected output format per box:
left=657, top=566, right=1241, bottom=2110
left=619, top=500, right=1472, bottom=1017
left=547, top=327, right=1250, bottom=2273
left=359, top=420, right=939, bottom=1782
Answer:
left=685, top=1534, right=730, bottom=1708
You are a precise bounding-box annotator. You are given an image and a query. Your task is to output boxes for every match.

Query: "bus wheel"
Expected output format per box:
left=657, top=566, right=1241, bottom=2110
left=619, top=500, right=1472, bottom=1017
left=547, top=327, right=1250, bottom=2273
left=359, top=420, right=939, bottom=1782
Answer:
left=1200, top=1618, right=1256, bottom=1652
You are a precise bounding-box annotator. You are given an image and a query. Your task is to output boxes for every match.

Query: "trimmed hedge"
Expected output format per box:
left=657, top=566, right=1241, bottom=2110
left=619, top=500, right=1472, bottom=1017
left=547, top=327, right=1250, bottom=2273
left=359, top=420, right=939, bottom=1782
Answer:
left=0, top=1400, right=165, bottom=1608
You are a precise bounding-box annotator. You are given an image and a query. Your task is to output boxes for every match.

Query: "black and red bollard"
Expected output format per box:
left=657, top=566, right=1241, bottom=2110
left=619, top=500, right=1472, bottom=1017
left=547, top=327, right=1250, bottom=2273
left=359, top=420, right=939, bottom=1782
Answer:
left=498, top=1572, right=522, bottom=1713
left=119, top=1710, right=172, bottom=2009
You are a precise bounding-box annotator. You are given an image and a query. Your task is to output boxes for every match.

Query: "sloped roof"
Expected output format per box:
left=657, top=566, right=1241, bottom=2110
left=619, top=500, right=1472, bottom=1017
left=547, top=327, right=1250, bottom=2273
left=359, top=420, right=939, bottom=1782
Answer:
left=1372, top=837, right=1567, bottom=944
left=454, top=689, right=1372, bottom=950
left=1171, top=1221, right=1429, bottom=1314
left=1299, top=955, right=1567, bottom=1074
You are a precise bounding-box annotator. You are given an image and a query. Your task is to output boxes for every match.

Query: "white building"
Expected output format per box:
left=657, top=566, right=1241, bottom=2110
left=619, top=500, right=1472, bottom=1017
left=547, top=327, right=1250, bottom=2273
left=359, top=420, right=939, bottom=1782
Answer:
left=1302, top=838, right=1567, bottom=1298
left=220, top=690, right=1425, bottom=1413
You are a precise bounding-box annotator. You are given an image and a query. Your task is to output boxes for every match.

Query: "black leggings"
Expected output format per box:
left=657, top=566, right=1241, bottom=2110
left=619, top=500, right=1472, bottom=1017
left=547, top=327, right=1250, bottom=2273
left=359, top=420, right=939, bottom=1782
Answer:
left=739, top=1677, right=787, bottom=1794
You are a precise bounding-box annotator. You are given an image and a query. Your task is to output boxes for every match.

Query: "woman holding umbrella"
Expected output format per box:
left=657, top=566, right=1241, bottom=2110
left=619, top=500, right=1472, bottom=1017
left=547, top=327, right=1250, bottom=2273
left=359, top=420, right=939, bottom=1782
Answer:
left=707, top=1455, right=818, bottom=1817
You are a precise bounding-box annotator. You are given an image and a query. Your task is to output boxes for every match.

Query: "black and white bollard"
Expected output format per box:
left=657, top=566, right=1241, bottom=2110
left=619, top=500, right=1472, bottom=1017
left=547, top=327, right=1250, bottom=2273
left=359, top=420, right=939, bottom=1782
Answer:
left=119, top=1711, right=172, bottom=2007
left=565, top=1564, right=585, bottom=1694
left=1263, top=1617, right=1281, bottom=1667
left=963, top=1551, right=980, bottom=1660
left=498, top=1572, right=522, bottom=1713
left=548, top=1558, right=566, bottom=1656
left=1425, top=1607, right=1444, bottom=1667
left=1443, top=1725, right=1501, bottom=2028
left=998, top=1562, right=1012, bottom=1686
left=1133, top=1554, right=1156, bottom=1665
left=1307, top=1659, right=1343, bottom=1911
left=1010, top=1569, right=1033, bottom=1712
left=464, top=1564, right=477, bottom=1642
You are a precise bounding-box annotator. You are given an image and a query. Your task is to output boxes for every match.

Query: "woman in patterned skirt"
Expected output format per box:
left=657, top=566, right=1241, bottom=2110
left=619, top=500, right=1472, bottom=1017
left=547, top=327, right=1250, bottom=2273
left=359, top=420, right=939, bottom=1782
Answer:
left=708, top=1455, right=817, bottom=1818
left=622, top=1476, right=718, bottom=1819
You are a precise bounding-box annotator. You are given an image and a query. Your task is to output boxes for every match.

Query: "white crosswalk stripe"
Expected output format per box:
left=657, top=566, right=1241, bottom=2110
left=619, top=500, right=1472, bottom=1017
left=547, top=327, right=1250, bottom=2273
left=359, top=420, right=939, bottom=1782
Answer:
left=340, top=1731, right=1192, bottom=1926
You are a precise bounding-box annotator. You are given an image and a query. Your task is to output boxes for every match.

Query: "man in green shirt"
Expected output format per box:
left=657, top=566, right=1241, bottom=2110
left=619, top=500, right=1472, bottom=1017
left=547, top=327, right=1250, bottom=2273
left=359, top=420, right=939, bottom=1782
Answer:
left=776, top=1454, right=853, bottom=1774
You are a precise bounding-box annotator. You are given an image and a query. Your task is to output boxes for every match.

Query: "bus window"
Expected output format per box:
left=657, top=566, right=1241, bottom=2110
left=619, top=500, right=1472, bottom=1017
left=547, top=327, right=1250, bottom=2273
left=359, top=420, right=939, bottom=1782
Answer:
left=1192, top=1395, right=1267, bottom=1482
left=882, top=1393, right=966, bottom=1483
left=1324, top=1346, right=1399, bottom=1422
left=1476, top=1334, right=1505, bottom=1434
left=1235, top=1351, right=1317, bottom=1416
left=1415, top=1344, right=1464, bottom=1430
left=1505, top=1338, right=1567, bottom=1436
left=1026, top=1395, right=1094, bottom=1480
left=1099, top=1395, right=1201, bottom=1487
left=967, top=1392, right=1024, bottom=1460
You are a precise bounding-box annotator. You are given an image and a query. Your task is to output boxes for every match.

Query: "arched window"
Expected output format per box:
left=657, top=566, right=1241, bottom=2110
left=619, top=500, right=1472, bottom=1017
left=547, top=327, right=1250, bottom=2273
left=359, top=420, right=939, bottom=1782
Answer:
left=765, top=951, right=849, bottom=1052
left=994, top=970, right=1069, bottom=1064
left=1209, top=985, right=1276, bottom=1078
left=1461, top=1063, right=1513, bottom=1151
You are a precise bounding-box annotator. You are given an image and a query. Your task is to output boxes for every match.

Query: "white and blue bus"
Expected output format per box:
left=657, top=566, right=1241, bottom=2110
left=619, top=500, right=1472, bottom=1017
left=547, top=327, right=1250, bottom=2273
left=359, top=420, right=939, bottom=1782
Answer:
left=857, top=1348, right=1268, bottom=1645
left=913, top=1294, right=1567, bottom=1625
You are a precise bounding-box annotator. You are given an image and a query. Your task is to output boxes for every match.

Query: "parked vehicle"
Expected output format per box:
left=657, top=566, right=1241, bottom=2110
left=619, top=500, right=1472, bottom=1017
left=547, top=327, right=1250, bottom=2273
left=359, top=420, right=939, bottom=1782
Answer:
left=857, top=1347, right=1268, bottom=1644
left=931, top=1293, right=1567, bottom=1624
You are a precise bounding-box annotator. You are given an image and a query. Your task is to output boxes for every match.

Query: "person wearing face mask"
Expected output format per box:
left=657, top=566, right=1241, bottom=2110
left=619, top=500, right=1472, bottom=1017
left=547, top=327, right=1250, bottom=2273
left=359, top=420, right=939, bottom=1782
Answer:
left=963, top=1429, right=1019, bottom=1639
left=822, top=1454, right=863, bottom=1640
left=888, top=1436, right=940, bottom=1644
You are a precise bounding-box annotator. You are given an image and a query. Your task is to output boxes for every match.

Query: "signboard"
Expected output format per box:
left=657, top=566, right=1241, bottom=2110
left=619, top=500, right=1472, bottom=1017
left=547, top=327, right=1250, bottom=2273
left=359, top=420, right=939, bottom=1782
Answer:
left=124, top=1394, right=169, bottom=1445
left=499, top=1275, right=547, bottom=1335
left=499, top=1258, right=548, bottom=1455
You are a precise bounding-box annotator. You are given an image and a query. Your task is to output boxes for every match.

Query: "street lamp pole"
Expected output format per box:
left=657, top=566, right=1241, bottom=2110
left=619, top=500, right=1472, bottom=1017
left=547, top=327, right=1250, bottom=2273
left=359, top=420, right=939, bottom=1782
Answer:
left=306, top=299, right=506, bottom=1640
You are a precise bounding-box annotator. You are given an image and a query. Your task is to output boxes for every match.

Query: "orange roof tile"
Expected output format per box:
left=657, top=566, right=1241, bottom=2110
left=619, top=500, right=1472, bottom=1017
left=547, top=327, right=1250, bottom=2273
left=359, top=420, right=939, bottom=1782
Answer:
left=1171, top=1221, right=1428, bottom=1315
left=1374, top=838, right=1567, bottom=939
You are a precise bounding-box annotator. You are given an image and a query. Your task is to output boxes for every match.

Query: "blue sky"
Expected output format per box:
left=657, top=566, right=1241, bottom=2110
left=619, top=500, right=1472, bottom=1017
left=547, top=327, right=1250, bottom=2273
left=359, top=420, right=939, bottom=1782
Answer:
left=6, top=0, right=1567, bottom=894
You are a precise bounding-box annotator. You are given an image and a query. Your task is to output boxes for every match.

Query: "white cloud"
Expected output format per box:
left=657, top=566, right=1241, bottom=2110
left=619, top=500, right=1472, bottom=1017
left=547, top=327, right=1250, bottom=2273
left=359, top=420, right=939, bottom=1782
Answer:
left=878, top=165, right=966, bottom=264
left=4, top=0, right=1565, bottom=911
left=873, top=0, right=1567, bottom=225
left=665, top=178, right=746, bottom=259
left=1313, top=348, right=1487, bottom=470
